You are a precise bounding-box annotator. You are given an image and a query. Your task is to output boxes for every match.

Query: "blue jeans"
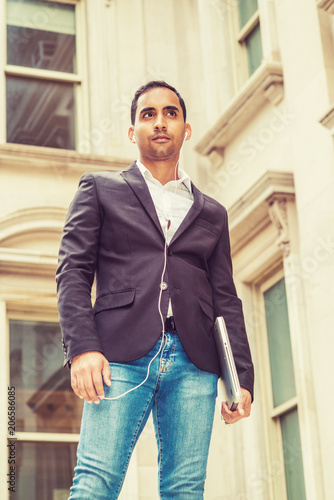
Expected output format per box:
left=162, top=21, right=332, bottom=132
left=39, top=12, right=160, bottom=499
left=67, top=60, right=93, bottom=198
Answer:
left=69, top=330, right=218, bottom=499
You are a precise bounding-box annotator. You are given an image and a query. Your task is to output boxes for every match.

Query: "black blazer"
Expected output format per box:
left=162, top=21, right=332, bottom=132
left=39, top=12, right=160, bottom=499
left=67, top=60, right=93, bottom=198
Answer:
left=56, top=162, right=254, bottom=398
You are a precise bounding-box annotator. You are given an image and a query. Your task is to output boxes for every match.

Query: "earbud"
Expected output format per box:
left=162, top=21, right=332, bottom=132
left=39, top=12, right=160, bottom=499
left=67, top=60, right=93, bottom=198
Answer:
left=184, top=132, right=188, bottom=140
left=133, top=135, right=136, bottom=143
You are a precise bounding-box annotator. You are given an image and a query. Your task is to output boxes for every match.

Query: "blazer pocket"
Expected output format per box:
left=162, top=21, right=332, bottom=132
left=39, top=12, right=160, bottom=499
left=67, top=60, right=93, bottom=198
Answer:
left=94, top=289, right=135, bottom=314
left=198, top=297, right=214, bottom=322
left=194, top=218, right=220, bottom=235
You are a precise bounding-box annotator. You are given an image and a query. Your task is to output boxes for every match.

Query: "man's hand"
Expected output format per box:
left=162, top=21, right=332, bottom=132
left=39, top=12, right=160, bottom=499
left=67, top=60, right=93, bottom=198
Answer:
left=221, top=386, right=252, bottom=424
left=71, top=351, right=112, bottom=404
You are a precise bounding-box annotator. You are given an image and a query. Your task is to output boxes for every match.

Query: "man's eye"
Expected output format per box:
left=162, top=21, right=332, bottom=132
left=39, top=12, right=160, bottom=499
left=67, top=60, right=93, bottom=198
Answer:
left=167, top=111, right=177, bottom=117
left=143, top=112, right=154, bottom=118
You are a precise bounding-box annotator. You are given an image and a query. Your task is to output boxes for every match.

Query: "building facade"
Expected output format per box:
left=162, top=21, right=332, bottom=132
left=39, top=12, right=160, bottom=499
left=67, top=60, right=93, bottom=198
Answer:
left=1, top=0, right=333, bottom=499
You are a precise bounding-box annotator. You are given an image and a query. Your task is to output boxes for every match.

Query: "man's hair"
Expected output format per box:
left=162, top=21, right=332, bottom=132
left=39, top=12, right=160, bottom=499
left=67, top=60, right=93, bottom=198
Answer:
left=131, top=81, right=187, bottom=125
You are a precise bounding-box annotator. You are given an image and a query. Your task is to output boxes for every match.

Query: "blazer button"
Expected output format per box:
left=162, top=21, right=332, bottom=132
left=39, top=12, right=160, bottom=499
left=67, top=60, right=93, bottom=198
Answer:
left=160, top=282, right=168, bottom=290
left=167, top=249, right=173, bottom=256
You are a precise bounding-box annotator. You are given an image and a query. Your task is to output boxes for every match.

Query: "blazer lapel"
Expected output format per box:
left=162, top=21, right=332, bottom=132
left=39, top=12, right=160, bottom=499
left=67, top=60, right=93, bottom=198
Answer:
left=121, top=162, right=165, bottom=238
left=169, top=183, right=204, bottom=245
left=121, top=162, right=205, bottom=245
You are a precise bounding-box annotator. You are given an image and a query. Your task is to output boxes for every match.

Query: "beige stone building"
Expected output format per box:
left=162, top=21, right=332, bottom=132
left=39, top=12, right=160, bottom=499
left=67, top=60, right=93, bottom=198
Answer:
left=1, top=0, right=334, bottom=499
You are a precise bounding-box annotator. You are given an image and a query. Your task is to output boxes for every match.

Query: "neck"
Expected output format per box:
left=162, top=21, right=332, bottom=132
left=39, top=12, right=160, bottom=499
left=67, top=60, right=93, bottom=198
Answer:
left=139, top=157, right=180, bottom=185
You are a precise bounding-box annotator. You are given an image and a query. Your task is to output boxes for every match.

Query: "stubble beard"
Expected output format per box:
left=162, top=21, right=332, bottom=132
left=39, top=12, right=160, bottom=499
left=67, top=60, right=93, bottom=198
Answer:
left=149, top=140, right=179, bottom=162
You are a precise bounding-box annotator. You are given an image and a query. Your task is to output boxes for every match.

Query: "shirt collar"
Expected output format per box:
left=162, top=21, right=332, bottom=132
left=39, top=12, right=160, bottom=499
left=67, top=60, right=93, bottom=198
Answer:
left=136, top=160, right=192, bottom=193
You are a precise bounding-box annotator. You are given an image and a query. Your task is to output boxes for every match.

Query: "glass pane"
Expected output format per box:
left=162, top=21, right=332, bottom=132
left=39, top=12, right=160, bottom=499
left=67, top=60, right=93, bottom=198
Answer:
left=7, top=0, right=75, bottom=33
left=264, top=278, right=296, bottom=407
left=7, top=26, right=76, bottom=73
left=9, top=441, right=77, bottom=500
left=281, top=408, right=307, bottom=500
left=7, top=0, right=76, bottom=72
left=10, top=320, right=83, bottom=433
left=238, top=0, right=258, bottom=28
left=6, top=76, right=76, bottom=150
left=245, top=22, right=263, bottom=76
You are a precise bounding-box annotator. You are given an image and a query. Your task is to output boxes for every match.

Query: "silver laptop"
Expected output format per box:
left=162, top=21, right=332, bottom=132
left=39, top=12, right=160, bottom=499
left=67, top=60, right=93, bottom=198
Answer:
left=214, top=317, right=241, bottom=411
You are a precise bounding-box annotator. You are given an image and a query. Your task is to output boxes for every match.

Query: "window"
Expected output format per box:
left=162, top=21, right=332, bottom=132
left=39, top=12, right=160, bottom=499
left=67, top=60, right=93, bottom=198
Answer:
left=262, top=276, right=306, bottom=500
left=9, top=319, right=83, bottom=500
left=237, top=0, right=263, bottom=77
left=5, top=0, right=81, bottom=150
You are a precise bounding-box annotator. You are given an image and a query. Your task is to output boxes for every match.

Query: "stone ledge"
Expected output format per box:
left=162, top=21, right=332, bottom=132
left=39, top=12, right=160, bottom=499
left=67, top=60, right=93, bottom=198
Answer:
left=195, top=61, right=284, bottom=158
left=0, top=248, right=57, bottom=275
left=0, top=143, right=131, bottom=173
left=317, top=0, right=334, bottom=14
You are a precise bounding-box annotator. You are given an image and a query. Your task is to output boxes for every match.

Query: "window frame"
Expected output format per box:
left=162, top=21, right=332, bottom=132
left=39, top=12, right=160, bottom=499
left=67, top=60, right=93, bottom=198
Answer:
left=4, top=306, right=81, bottom=500
left=227, top=0, right=263, bottom=89
left=2, top=0, right=88, bottom=153
left=253, top=267, right=305, bottom=500
left=7, top=307, right=82, bottom=442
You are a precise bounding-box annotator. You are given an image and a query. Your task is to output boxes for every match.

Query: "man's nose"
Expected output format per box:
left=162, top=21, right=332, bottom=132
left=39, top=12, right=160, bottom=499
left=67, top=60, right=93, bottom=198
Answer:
left=154, top=113, right=167, bottom=130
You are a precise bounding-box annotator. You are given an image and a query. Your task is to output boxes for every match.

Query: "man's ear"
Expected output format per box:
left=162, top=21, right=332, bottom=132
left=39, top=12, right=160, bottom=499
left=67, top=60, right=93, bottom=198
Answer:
left=128, top=127, right=136, bottom=144
left=185, top=123, right=192, bottom=141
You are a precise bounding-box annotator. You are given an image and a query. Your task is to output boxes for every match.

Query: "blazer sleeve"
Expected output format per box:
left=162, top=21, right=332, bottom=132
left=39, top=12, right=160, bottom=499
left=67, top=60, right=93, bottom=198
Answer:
left=56, top=173, right=103, bottom=366
left=208, top=208, right=254, bottom=400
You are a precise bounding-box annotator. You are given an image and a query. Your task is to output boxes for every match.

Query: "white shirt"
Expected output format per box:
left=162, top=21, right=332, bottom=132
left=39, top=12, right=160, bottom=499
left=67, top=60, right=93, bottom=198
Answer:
left=136, top=160, right=194, bottom=244
left=136, top=160, right=194, bottom=317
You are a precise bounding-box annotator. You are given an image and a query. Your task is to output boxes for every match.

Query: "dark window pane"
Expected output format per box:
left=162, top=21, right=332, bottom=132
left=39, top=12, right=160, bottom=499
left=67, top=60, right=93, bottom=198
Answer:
left=238, top=0, right=258, bottom=28
left=7, top=0, right=76, bottom=72
left=264, top=278, right=297, bottom=407
left=6, top=76, right=76, bottom=150
left=9, top=441, right=76, bottom=500
left=10, top=320, right=83, bottom=433
left=245, top=22, right=263, bottom=76
left=7, top=26, right=76, bottom=73
left=281, top=408, right=307, bottom=500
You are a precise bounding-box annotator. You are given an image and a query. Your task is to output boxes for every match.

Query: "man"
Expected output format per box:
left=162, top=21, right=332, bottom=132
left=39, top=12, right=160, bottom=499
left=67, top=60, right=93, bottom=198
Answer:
left=56, top=81, right=254, bottom=499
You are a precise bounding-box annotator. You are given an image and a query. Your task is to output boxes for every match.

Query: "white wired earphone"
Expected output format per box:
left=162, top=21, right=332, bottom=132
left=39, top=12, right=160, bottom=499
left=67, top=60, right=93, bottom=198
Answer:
left=102, top=131, right=187, bottom=401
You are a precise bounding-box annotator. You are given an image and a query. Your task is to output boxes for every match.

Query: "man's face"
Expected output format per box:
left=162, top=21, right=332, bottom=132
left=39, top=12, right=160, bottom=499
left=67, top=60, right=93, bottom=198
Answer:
left=128, top=87, right=191, bottom=163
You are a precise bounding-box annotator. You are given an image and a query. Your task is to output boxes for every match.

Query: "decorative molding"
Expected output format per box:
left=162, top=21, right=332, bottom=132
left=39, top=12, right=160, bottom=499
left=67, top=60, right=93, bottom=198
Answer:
left=0, top=143, right=131, bottom=174
left=195, top=61, right=284, bottom=158
left=208, top=147, right=225, bottom=170
left=263, top=81, right=284, bottom=106
left=319, top=102, right=334, bottom=134
left=0, top=248, right=57, bottom=275
left=1, top=287, right=57, bottom=314
left=228, top=170, right=295, bottom=255
left=317, top=0, right=334, bottom=14
left=0, top=207, right=67, bottom=244
left=268, top=197, right=291, bottom=257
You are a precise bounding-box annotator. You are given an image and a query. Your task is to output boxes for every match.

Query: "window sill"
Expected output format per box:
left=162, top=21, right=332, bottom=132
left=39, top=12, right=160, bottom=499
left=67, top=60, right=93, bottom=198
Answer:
left=317, top=0, right=334, bottom=14
left=0, top=143, right=131, bottom=173
left=195, top=61, right=284, bottom=160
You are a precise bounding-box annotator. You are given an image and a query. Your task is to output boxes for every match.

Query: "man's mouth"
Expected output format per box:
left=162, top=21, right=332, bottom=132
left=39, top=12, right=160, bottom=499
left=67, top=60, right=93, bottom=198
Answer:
left=152, top=135, right=171, bottom=142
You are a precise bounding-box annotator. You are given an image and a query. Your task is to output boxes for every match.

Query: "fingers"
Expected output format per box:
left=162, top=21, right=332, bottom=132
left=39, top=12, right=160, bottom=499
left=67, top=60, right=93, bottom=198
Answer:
left=72, top=368, right=99, bottom=404
left=92, top=368, right=106, bottom=402
left=221, top=401, right=240, bottom=425
left=221, top=388, right=252, bottom=425
left=238, top=407, right=245, bottom=416
left=71, top=373, right=82, bottom=399
left=71, top=351, right=111, bottom=404
left=102, top=360, right=112, bottom=388
left=239, top=387, right=252, bottom=417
